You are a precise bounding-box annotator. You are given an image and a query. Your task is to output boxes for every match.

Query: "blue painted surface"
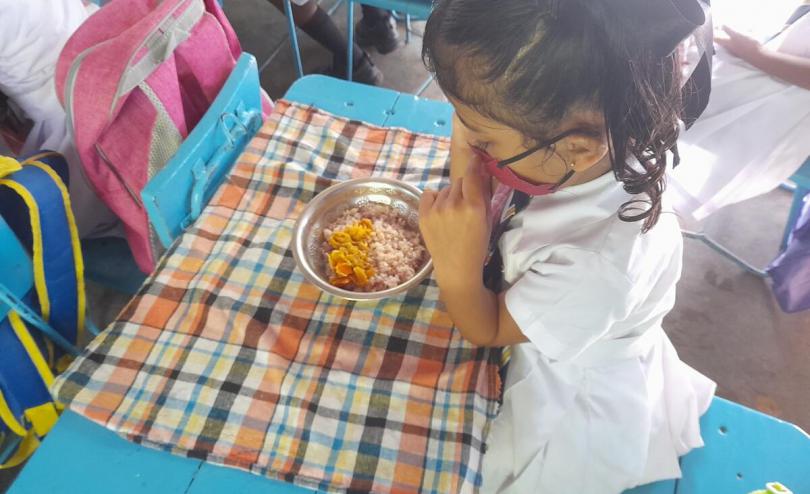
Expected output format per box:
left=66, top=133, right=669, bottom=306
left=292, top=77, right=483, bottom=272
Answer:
left=624, top=480, right=677, bottom=494
left=142, top=53, right=264, bottom=249
left=0, top=216, right=33, bottom=320
left=9, top=411, right=203, bottom=494
left=791, top=156, right=810, bottom=190
left=9, top=410, right=320, bottom=494
left=782, top=156, right=810, bottom=249
left=678, top=397, right=810, bottom=494
left=187, top=462, right=319, bottom=494
left=285, top=75, right=398, bottom=126
left=283, top=0, right=304, bottom=79
left=285, top=75, right=453, bottom=139
left=385, top=93, right=453, bottom=137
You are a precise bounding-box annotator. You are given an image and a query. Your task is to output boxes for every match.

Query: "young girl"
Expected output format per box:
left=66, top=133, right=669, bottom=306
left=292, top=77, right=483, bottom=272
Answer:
left=417, top=0, right=716, bottom=492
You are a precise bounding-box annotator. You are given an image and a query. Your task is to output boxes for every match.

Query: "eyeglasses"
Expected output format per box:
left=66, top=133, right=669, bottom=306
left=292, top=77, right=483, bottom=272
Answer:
left=470, top=128, right=581, bottom=192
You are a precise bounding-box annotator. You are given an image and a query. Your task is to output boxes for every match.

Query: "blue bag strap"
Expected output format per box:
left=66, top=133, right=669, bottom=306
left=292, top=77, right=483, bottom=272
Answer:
left=0, top=309, right=61, bottom=469
left=0, top=154, right=86, bottom=351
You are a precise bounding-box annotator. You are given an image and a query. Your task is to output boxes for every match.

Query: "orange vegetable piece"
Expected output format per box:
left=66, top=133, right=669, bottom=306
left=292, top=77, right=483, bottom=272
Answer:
left=326, top=218, right=377, bottom=289
left=335, top=262, right=354, bottom=277
left=354, top=266, right=369, bottom=285
left=330, top=276, right=352, bottom=287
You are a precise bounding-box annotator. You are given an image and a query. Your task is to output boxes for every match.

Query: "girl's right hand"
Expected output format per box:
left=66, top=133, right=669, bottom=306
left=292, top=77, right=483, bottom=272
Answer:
left=450, top=112, right=497, bottom=193
left=419, top=160, right=492, bottom=290
left=449, top=113, right=477, bottom=182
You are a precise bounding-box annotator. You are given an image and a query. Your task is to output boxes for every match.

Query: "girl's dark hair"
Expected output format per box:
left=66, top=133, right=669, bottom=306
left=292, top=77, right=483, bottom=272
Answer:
left=423, top=0, right=683, bottom=231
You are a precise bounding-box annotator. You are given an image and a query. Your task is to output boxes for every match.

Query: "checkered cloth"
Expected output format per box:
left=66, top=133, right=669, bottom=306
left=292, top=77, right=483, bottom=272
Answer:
left=53, top=101, right=502, bottom=493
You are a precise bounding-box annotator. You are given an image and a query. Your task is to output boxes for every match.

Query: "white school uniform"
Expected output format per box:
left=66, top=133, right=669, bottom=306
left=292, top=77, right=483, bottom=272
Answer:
left=668, top=12, right=810, bottom=224
left=481, top=172, right=716, bottom=494
left=0, top=0, right=119, bottom=238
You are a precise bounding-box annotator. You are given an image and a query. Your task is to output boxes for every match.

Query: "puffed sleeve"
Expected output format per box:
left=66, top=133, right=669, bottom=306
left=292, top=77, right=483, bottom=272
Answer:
left=504, top=248, right=636, bottom=362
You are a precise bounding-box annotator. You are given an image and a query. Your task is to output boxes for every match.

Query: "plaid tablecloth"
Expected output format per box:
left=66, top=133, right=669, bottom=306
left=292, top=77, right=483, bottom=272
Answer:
left=53, top=101, right=501, bottom=493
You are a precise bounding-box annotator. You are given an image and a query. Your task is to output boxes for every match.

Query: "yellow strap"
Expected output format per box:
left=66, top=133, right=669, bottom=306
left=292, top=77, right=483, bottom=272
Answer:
left=25, top=160, right=87, bottom=342
left=23, top=403, right=59, bottom=437
left=0, top=180, right=50, bottom=322
left=0, top=389, right=27, bottom=437
left=0, top=314, right=60, bottom=468
left=0, top=431, right=40, bottom=469
left=0, top=156, right=22, bottom=179
left=20, top=152, right=61, bottom=164
left=8, top=312, right=55, bottom=388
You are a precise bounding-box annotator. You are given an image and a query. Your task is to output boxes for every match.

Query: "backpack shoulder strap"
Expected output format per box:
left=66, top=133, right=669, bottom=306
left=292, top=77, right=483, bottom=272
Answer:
left=0, top=305, right=60, bottom=469
left=0, top=154, right=86, bottom=350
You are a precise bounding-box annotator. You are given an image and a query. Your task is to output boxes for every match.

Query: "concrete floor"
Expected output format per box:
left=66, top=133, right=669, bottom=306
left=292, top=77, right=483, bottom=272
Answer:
left=2, top=1, right=808, bottom=492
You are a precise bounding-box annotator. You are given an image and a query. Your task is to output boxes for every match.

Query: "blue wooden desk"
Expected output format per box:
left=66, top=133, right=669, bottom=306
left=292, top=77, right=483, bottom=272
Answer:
left=11, top=77, right=809, bottom=494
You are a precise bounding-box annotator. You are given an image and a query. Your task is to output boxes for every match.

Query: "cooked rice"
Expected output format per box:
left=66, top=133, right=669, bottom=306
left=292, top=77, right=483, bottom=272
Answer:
left=322, top=203, right=427, bottom=292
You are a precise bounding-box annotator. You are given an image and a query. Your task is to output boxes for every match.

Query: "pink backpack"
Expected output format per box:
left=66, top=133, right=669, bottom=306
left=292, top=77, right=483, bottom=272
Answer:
left=56, top=0, right=269, bottom=273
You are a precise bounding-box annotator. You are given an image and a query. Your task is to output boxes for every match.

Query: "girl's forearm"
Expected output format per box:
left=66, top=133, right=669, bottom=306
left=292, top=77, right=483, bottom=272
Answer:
left=748, top=49, right=810, bottom=91
left=438, top=279, right=500, bottom=346
left=437, top=278, right=529, bottom=347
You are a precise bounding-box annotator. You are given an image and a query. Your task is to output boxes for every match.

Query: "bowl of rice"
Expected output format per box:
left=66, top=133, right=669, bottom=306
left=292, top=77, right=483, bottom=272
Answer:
left=292, top=177, right=432, bottom=301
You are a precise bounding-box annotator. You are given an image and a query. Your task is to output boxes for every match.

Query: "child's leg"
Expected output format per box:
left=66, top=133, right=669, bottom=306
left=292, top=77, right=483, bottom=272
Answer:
left=266, top=0, right=382, bottom=85
left=357, top=6, right=400, bottom=54
left=360, top=6, right=390, bottom=24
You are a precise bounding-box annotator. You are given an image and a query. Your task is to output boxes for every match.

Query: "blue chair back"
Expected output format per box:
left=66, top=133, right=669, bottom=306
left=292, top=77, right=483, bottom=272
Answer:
left=284, top=75, right=453, bottom=138
left=625, top=397, right=810, bottom=494
left=791, top=156, right=810, bottom=190
left=142, top=53, right=264, bottom=248
left=679, top=397, right=809, bottom=493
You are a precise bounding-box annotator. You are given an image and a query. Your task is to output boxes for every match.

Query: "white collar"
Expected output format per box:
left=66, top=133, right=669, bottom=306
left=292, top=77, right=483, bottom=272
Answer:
left=506, top=171, right=632, bottom=254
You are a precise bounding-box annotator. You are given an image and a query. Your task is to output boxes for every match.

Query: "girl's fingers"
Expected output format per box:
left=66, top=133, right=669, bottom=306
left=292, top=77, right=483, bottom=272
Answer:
left=713, top=32, right=730, bottom=43
left=721, top=25, right=738, bottom=37
left=419, top=189, right=437, bottom=218
left=462, top=159, right=486, bottom=202
left=448, top=178, right=463, bottom=203
left=435, top=187, right=452, bottom=209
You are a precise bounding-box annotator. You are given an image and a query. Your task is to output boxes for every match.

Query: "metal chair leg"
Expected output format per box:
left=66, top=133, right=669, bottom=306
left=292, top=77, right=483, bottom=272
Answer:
left=347, top=1, right=355, bottom=82
left=415, top=74, right=435, bottom=96
left=393, top=10, right=423, bottom=42
left=781, top=186, right=808, bottom=250
left=682, top=230, right=769, bottom=278
left=283, top=0, right=305, bottom=79
left=85, top=318, right=102, bottom=337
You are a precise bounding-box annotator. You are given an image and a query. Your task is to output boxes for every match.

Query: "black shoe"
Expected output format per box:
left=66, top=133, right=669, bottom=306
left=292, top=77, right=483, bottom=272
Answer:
left=319, top=51, right=384, bottom=86
left=356, top=16, right=400, bottom=55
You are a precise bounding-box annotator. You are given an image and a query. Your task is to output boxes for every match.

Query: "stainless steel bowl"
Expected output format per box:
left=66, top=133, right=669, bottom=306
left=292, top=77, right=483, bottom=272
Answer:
left=292, top=177, right=432, bottom=301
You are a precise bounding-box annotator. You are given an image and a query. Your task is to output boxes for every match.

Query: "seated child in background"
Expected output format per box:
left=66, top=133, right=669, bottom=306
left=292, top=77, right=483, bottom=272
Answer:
left=266, top=0, right=400, bottom=86
left=669, top=2, right=810, bottom=225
